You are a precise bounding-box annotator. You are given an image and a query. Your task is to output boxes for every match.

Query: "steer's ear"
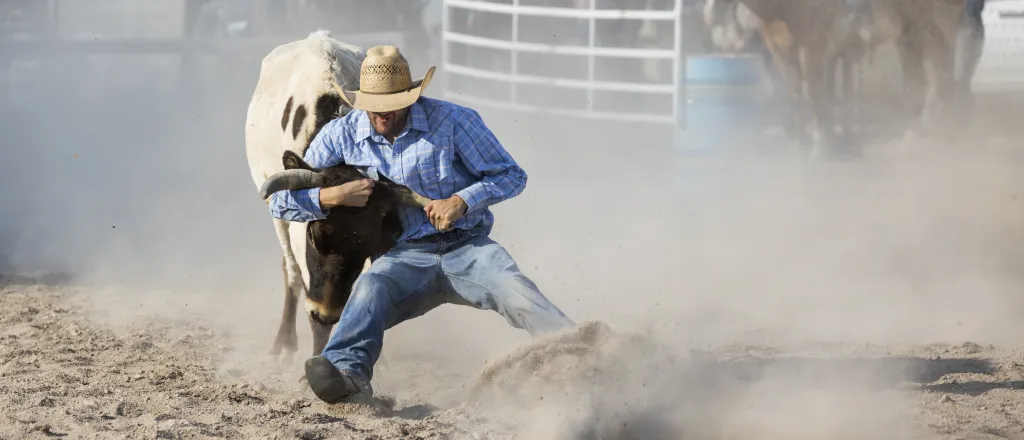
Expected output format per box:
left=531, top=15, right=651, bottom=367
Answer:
left=282, top=150, right=314, bottom=171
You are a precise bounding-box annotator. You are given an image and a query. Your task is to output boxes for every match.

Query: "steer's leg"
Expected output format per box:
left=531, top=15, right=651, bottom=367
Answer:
left=271, top=255, right=299, bottom=357
left=270, top=219, right=304, bottom=361
left=308, top=314, right=334, bottom=359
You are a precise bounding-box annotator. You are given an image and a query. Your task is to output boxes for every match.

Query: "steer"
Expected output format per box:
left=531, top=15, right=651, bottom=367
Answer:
left=259, top=151, right=430, bottom=356
left=244, top=30, right=429, bottom=361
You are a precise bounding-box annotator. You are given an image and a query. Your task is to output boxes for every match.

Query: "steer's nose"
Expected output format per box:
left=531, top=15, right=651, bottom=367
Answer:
left=304, top=297, right=341, bottom=326
left=307, top=308, right=340, bottom=326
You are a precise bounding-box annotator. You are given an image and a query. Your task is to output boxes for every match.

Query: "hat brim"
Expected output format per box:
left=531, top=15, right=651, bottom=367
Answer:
left=332, top=66, right=435, bottom=113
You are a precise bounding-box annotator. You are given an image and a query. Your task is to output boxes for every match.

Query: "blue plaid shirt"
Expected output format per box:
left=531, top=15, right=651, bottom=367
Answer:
left=267, top=96, right=527, bottom=243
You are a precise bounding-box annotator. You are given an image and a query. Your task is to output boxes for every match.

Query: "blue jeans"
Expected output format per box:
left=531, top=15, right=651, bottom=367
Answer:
left=321, top=227, right=575, bottom=381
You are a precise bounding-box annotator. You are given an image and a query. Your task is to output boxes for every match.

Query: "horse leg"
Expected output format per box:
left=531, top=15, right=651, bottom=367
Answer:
left=825, top=51, right=851, bottom=141
left=895, top=32, right=927, bottom=141
left=957, top=0, right=986, bottom=83
left=839, top=48, right=866, bottom=151
left=824, top=51, right=838, bottom=118
left=801, top=46, right=835, bottom=159
left=849, top=53, right=866, bottom=145
left=839, top=54, right=855, bottom=140
left=784, top=59, right=810, bottom=152
left=922, top=21, right=958, bottom=143
left=764, top=52, right=799, bottom=142
left=761, top=25, right=806, bottom=148
left=953, top=2, right=985, bottom=120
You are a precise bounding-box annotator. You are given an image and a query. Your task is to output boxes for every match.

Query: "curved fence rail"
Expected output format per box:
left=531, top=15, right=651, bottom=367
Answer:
left=974, top=0, right=1024, bottom=91
left=441, top=0, right=684, bottom=124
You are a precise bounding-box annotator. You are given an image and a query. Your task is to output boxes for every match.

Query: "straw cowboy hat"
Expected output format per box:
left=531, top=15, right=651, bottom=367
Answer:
left=330, top=45, right=435, bottom=113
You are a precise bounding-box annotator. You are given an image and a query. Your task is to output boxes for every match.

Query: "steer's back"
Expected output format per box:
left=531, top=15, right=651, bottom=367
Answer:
left=244, top=30, right=366, bottom=191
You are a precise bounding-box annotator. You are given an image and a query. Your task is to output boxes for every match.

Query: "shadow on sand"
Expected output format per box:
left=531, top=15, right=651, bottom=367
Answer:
left=923, top=380, right=1024, bottom=396
left=702, top=355, right=997, bottom=388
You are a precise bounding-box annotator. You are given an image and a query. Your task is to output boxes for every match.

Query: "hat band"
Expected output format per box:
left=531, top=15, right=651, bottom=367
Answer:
left=357, top=83, right=418, bottom=96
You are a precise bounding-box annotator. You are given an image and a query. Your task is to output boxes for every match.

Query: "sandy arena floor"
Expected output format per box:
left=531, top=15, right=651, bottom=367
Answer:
left=2, top=280, right=1023, bottom=440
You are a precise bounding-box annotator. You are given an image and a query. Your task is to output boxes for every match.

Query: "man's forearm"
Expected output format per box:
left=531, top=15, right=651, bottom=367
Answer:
left=269, top=187, right=329, bottom=222
left=267, top=124, right=345, bottom=222
left=454, top=166, right=527, bottom=214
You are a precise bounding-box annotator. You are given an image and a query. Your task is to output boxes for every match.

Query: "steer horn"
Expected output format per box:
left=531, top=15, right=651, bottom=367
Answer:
left=259, top=169, right=328, bottom=200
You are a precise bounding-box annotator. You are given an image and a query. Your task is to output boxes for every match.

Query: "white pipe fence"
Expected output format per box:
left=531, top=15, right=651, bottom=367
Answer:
left=974, top=0, right=1024, bottom=91
left=441, top=0, right=684, bottom=124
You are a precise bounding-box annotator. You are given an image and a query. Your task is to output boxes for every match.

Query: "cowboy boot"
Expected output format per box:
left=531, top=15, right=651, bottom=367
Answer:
left=304, top=356, right=374, bottom=405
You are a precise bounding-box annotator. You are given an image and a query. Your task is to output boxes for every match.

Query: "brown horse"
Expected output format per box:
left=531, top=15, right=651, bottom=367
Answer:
left=705, top=0, right=966, bottom=158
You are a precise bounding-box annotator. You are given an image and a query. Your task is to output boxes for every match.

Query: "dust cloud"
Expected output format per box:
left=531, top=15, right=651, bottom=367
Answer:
left=2, top=1, right=1023, bottom=439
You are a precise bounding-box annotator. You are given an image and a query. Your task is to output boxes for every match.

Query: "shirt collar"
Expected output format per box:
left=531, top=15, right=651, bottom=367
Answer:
left=353, top=99, right=429, bottom=142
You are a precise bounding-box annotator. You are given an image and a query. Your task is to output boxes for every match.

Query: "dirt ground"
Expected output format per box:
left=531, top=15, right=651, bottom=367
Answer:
left=2, top=279, right=1024, bottom=440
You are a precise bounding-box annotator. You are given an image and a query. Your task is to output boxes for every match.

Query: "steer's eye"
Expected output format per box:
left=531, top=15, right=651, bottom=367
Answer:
left=307, top=223, right=338, bottom=255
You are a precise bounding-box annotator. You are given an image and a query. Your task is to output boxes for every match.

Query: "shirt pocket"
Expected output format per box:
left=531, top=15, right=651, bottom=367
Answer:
left=340, top=142, right=375, bottom=167
left=416, top=136, right=455, bottom=197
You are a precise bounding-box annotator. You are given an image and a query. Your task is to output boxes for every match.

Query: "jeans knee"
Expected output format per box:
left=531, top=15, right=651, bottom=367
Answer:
left=491, top=273, right=545, bottom=306
left=348, top=274, right=391, bottom=309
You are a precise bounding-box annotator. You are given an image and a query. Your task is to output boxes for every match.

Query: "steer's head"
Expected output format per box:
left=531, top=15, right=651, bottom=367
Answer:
left=260, top=150, right=400, bottom=325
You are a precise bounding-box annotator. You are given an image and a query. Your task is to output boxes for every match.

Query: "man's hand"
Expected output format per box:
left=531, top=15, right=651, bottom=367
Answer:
left=424, top=196, right=468, bottom=231
left=319, top=179, right=375, bottom=209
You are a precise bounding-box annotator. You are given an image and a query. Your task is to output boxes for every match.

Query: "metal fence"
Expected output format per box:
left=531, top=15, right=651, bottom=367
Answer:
left=974, top=0, right=1024, bottom=92
left=440, top=0, right=684, bottom=124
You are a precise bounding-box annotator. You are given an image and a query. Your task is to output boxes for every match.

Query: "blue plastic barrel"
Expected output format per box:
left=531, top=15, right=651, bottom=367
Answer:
left=672, top=53, right=770, bottom=196
left=674, top=53, right=769, bottom=155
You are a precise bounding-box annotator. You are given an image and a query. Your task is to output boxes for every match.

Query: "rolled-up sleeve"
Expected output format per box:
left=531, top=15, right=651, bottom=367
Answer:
left=269, top=187, right=328, bottom=222
left=452, top=109, right=527, bottom=214
left=268, top=122, right=346, bottom=222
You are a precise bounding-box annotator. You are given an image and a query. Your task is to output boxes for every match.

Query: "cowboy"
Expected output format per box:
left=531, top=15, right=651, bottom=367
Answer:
left=266, top=45, right=576, bottom=404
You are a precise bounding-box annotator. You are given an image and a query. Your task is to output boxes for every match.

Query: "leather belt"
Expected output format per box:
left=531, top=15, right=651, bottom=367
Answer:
left=406, top=227, right=482, bottom=244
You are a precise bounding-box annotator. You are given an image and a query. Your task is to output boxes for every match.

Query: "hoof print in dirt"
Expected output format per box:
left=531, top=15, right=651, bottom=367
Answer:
left=289, top=398, right=312, bottom=410
left=101, top=399, right=136, bottom=419
left=31, top=423, right=64, bottom=437
left=227, top=390, right=265, bottom=405
left=73, top=398, right=101, bottom=418
left=301, top=413, right=346, bottom=424
left=296, top=428, right=330, bottom=440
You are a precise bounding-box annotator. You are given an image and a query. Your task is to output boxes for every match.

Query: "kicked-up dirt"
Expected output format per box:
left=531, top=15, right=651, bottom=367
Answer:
left=2, top=281, right=1024, bottom=440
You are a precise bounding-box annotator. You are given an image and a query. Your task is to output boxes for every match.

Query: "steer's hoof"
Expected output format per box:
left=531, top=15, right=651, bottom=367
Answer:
left=269, top=339, right=298, bottom=364
left=269, top=347, right=295, bottom=365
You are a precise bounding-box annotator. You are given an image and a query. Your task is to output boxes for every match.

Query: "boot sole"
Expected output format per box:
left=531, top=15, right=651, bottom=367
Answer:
left=304, top=356, right=355, bottom=404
